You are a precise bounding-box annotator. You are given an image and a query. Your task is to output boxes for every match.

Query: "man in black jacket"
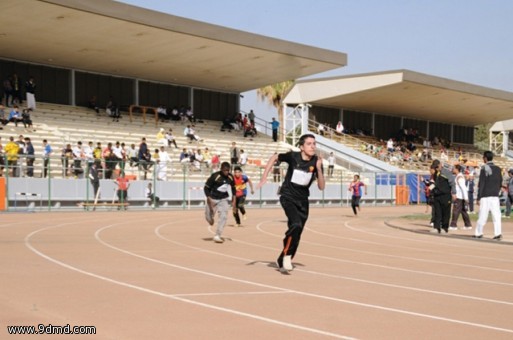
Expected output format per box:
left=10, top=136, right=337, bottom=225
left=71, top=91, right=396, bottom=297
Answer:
left=475, top=151, right=503, bottom=240
left=204, top=162, right=236, bottom=243
left=430, top=160, right=455, bottom=234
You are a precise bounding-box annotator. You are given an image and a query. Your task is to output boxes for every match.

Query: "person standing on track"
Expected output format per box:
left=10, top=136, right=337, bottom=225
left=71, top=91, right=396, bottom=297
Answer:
left=474, top=151, right=503, bottom=240
left=348, top=174, right=367, bottom=216
left=256, top=134, right=325, bottom=273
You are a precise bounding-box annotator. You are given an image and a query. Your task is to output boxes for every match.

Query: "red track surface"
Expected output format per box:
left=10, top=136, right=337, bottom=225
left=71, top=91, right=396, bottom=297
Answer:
left=2, top=206, right=512, bottom=339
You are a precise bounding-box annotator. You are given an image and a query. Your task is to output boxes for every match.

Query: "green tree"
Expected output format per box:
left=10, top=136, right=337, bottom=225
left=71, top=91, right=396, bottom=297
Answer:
left=474, top=123, right=492, bottom=151
left=257, top=81, right=295, bottom=141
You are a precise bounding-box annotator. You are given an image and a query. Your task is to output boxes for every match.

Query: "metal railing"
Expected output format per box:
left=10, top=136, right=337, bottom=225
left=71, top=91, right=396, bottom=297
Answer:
left=0, top=154, right=420, bottom=212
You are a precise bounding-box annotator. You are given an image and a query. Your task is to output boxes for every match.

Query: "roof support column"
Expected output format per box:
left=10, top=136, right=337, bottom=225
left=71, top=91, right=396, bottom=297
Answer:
left=70, top=69, right=75, bottom=106
left=284, top=103, right=307, bottom=146
left=134, top=79, right=139, bottom=106
left=503, top=131, right=509, bottom=157
left=372, top=113, right=376, bottom=137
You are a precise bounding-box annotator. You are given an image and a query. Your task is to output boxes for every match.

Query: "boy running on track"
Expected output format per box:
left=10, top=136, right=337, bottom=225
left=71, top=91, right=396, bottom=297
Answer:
left=232, top=166, right=254, bottom=227
left=348, top=174, right=367, bottom=216
left=257, top=134, right=325, bottom=273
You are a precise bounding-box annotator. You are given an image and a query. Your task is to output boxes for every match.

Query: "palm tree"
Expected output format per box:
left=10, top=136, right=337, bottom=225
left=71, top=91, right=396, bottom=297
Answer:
left=257, top=80, right=294, bottom=141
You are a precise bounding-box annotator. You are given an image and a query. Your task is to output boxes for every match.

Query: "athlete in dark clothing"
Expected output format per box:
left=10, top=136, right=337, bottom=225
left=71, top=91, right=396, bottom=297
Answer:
left=257, top=134, right=325, bottom=273
left=204, top=162, right=236, bottom=243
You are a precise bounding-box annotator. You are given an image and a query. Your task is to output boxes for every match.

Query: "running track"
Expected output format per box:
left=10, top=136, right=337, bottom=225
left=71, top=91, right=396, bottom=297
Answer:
left=1, top=206, right=512, bottom=339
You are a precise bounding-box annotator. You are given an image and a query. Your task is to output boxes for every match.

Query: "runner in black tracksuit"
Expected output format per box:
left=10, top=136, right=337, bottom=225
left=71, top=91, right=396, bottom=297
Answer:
left=256, top=134, right=325, bottom=273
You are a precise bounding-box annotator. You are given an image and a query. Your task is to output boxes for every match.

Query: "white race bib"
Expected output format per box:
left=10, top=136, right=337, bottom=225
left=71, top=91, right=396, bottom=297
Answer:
left=291, top=169, right=313, bottom=186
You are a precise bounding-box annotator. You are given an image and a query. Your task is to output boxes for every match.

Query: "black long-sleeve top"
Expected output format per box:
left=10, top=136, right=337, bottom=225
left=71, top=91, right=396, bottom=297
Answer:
left=477, top=162, right=502, bottom=200
left=204, top=171, right=236, bottom=200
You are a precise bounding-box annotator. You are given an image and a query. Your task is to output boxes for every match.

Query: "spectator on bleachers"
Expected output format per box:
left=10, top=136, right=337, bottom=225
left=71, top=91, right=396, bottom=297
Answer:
left=248, top=110, right=255, bottom=126
left=25, top=76, right=36, bottom=111
left=157, top=105, right=168, bottom=121
left=42, top=139, right=52, bottom=178
left=317, top=123, right=325, bottom=136
left=21, top=109, right=34, bottom=131
left=157, top=145, right=171, bottom=180
left=211, top=152, right=220, bottom=171
left=239, top=149, right=248, bottom=167
left=0, top=105, right=6, bottom=127
left=272, top=155, right=281, bottom=183
left=106, top=96, right=120, bottom=122
left=3, top=76, right=13, bottom=107
left=24, top=137, right=34, bottom=177
left=88, top=95, right=100, bottom=114
left=5, top=136, right=20, bottom=177
left=61, top=143, right=73, bottom=178
left=156, top=128, right=166, bottom=147
left=102, top=142, right=115, bottom=179
left=230, top=142, right=240, bottom=167
left=234, top=113, right=243, bottom=130
left=139, top=148, right=153, bottom=180
left=243, top=121, right=256, bottom=138
left=270, top=117, right=279, bottom=142
left=112, top=141, right=125, bottom=172
left=16, top=135, right=25, bottom=176
left=93, top=142, right=103, bottom=176
left=336, top=121, right=344, bottom=135
left=170, top=106, right=180, bottom=121
left=328, top=152, right=335, bottom=177
left=83, top=141, right=94, bottom=169
left=179, top=148, right=190, bottom=164
left=184, top=125, right=200, bottom=143
left=165, top=128, right=178, bottom=148
left=128, top=143, right=138, bottom=167
left=203, top=147, right=212, bottom=168
left=440, top=149, right=449, bottom=163
left=432, top=136, right=439, bottom=146
left=406, top=141, right=416, bottom=153
left=191, top=149, right=203, bottom=171
left=8, top=105, right=23, bottom=126
left=11, top=74, right=21, bottom=106
left=221, top=116, right=235, bottom=131
left=179, top=106, right=187, bottom=122
left=386, top=138, right=395, bottom=153
left=185, top=106, right=196, bottom=123
left=72, top=141, right=84, bottom=178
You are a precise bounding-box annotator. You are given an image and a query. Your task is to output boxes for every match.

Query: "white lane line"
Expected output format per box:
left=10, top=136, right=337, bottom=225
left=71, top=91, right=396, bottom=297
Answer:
left=155, top=223, right=513, bottom=307
left=25, top=217, right=513, bottom=335
left=173, top=291, right=291, bottom=297
left=95, top=223, right=513, bottom=335
left=25, top=223, right=354, bottom=340
left=254, top=220, right=513, bottom=287
left=305, top=222, right=513, bottom=265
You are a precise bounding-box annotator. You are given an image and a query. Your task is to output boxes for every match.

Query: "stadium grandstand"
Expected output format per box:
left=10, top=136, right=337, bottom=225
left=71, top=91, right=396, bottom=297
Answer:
left=2, top=0, right=513, bottom=211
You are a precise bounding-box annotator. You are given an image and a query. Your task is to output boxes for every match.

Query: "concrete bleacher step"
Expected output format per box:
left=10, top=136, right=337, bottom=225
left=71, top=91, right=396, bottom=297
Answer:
left=1, top=102, right=299, bottom=180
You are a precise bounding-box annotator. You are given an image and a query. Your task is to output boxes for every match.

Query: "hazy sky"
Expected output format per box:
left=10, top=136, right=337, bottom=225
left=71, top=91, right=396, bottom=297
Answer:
left=116, top=0, right=513, bottom=121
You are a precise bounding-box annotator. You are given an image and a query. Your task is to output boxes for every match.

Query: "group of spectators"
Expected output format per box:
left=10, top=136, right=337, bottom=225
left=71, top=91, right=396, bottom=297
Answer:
left=425, top=151, right=503, bottom=241
left=0, top=105, right=34, bottom=130
left=220, top=110, right=258, bottom=139
left=0, top=134, right=40, bottom=178
left=3, top=73, right=37, bottom=111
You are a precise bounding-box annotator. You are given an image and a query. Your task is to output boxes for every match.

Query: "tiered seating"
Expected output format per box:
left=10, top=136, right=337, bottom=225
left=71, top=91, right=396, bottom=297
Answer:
left=308, top=120, right=513, bottom=172
left=0, top=103, right=350, bottom=181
